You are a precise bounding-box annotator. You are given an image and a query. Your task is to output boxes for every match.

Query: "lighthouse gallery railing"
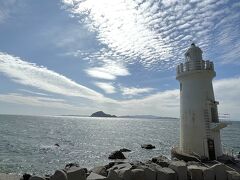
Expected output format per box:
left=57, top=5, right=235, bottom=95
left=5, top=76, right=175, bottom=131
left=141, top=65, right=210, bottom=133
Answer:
left=177, top=60, right=214, bottom=75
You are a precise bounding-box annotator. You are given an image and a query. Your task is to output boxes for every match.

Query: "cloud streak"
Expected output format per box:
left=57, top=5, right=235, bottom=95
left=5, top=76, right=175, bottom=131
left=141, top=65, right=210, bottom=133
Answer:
left=0, top=52, right=106, bottom=101
left=121, top=86, right=154, bottom=96
left=95, top=82, right=116, bottom=94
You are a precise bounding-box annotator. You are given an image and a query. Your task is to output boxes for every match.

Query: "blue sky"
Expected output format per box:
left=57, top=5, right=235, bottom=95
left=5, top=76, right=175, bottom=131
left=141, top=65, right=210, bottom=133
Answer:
left=0, top=0, right=239, bottom=119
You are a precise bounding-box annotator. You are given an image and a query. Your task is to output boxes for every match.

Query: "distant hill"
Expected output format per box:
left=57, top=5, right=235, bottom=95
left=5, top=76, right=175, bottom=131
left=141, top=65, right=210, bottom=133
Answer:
left=90, top=111, right=117, bottom=117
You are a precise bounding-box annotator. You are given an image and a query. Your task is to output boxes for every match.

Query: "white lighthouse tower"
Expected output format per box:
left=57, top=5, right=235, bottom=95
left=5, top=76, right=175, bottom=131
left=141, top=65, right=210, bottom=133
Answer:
left=176, top=43, right=227, bottom=160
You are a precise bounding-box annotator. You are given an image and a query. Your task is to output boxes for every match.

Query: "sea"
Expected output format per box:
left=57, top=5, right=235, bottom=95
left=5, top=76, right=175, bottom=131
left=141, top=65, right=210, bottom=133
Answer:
left=0, top=114, right=239, bottom=175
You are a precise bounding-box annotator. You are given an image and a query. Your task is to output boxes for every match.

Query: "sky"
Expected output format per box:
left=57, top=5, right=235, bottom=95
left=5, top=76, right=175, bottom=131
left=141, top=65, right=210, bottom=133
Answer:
left=0, top=0, right=239, bottom=120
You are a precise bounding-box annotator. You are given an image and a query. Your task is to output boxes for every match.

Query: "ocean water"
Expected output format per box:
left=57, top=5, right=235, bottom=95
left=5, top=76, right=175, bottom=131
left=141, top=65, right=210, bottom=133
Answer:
left=0, top=114, right=239, bottom=175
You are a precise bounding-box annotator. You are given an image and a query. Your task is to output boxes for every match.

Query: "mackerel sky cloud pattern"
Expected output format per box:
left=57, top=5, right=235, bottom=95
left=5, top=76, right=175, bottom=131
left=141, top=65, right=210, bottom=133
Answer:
left=62, top=0, right=240, bottom=69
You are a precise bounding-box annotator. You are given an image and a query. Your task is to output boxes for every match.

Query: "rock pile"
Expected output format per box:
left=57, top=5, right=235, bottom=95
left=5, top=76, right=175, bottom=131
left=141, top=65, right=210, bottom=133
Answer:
left=19, top=154, right=240, bottom=180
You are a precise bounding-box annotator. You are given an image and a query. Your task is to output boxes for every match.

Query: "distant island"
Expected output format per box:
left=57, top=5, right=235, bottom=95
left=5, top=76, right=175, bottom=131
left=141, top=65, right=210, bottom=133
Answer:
left=90, top=111, right=117, bottom=117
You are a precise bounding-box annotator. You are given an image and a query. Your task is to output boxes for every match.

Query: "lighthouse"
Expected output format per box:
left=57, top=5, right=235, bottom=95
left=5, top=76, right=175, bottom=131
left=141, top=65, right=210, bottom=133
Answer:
left=176, top=43, right=227, bottom=160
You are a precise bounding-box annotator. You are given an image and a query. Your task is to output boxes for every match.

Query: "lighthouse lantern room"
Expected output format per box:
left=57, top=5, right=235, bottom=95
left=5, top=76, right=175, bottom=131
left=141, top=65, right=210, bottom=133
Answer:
left=176, top=43, right=227, bottom=160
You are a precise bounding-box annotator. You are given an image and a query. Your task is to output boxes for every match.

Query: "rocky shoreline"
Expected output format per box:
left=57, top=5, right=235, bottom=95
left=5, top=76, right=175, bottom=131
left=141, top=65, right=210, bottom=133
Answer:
left=1, top=148, right=240, bottom=180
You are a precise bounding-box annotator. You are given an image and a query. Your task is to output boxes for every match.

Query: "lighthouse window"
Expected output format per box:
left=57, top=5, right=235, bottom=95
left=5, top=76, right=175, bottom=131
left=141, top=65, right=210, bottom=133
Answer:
left=180, top=83, right=182, bottom=91
left=211, top=107, right=219, bottom=123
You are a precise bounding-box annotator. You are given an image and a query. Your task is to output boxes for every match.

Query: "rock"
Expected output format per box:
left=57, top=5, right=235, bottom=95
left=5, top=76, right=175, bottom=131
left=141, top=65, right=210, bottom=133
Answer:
left=116, top=168, right=133, bottom=180
left=145, top=162, right=162, bottom=172
left=237, top=152, right=240, bottom=159
left=66, top=166, right=86, bottom=180
left=29, top=176, right=45, bottom=180
left=108, top=150, right=126, bottom=159
left=54, top=143, right=60, bottom=147
left=21, top=174, right=32, bottom=180
left=130, top=161, right=145, bottom=168
left=152, top=155, right=170, bottom=167
left=156, top=167, right=177, bottom=180
left=119, top=148, right=131, bottom=152
left=227, top=171, right=240, bottom=180
left=107, top=170, right=123, bottom=180
left=65, top=163, right=80, bottom=170
left=130, top=169, right=145, bottom=180
left=209, top=163, right=227, bottom=180
left=50, top=170, right=68, bottom=180
left=87, top=172, right=107, bottom=180
left=90, top=166, right=107, bottom=177
left=187, top=165, right=205, bottom=180
left=136, top=165, right=156, bottom=180
left=202, top=168, right=215, bottom=180
left=141, top=144, right=155, bottom=149
left=168, top=161, right=187, bottom=180
left=110, top=163, right=132, bottom=171
left=105, top=162, right=117, bottom=169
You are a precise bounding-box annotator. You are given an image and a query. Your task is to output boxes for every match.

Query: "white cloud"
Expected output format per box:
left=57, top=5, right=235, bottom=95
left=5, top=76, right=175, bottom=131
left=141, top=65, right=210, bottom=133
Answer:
left=62, top=0, right=240, bottom=69
left=0, top=93, right=79, bottom=110
left=213, top=77, right=240, bottom=120
left=18, top=89, right=48, bottom=96
left=85, top=61, right=130, bottom=80
left=95, top=82, right=116, bottom=94
left=121, top=86, right=154, bottom=96
left=0, top=52, right=106, bottom=101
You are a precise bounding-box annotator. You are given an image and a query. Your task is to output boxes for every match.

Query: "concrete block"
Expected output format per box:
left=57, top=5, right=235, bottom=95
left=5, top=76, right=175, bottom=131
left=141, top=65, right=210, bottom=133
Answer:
left=209, top=163, right=227, bottom=180
left=227, top=171, right=240, bottom=180
left=130, top=169, right=145, bottom=180
left=91, top=166, right=107, bottom=177
left=87, top=172, right=107, bottom=180
left=169, top=161, right=187, bottom=180
left=107, top=170, right=123, bottom=180
left=141, top=166, right=157, bottom=180
left=111, top=163, right=132, bottom=171
left=202, top=168, right=215, bottom=180
left=188, top=165, right=204, bottom=180
left=50, top=170, right=68, bottom=180
left=156, top=167, right=177, bottom=180
left=66, top=166, right=86, bottom=180
left=117, top=168, right=133, bottom=180
left=29, top=176, right=45, bottom=180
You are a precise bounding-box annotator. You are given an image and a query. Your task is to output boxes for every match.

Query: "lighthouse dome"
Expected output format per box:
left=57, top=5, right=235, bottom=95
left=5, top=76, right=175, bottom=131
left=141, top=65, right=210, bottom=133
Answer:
left=185, top=43, right=203, bottom=61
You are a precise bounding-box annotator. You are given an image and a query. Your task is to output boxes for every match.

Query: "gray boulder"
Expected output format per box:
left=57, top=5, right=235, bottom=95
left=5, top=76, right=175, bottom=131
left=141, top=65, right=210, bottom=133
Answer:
left=187, top=165, right=205, bottom=180
left=90, top=166, right=107, bottom=177
left=108, top=151, right=126, bottom=159
left=107, top=170, right=123, bottom=180
left=141, top=144, right=155, bottom=149
left=65, top=163, right=80, bottom=170
left=117, top=168, right=133, bottom=180
left=209, top=163, right=227, bottom=180
left=50, top=170, right=68, bottom=180
left=156, top=167, right=177, bottom=180
left=227, top=171, right=240, bottom=180
left=29, top=177, right=45, bottom=180
left=168, top=161, right=187, bottom=180
left=110, top=163, right=132, bottom=171
left=136, top=165, right=156, bottom=180
left=87, top=172, right=107, bottom=180
left=130, top=169, right=145, bottom=180
left=119, top=148, right=131, bottom=152
left=152, top=155, right=170, bottom=167
left=66, top=166, right=86, bottom=180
